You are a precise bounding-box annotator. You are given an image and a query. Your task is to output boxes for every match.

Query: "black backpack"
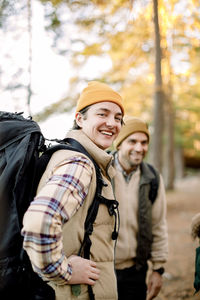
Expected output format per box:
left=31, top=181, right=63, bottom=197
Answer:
left=0, top=111, right=118, bottom=300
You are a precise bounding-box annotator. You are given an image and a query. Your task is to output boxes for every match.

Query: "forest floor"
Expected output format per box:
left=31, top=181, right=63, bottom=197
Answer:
left=154, top=173, right=200, bottom=300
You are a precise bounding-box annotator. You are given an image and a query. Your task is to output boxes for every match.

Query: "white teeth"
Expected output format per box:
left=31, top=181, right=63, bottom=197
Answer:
left=101, top=131, right=112, bottom=136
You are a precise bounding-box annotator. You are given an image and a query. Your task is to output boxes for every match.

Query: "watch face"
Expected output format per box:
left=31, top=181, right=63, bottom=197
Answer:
left=154, top=267, right=165, bottom=275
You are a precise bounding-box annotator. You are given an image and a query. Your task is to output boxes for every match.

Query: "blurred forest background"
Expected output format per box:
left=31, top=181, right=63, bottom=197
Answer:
left=1, top=0, right=200, bottom=190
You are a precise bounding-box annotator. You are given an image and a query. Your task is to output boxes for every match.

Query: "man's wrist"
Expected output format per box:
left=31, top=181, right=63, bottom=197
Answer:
left=153, top=267, right=165, bottom=275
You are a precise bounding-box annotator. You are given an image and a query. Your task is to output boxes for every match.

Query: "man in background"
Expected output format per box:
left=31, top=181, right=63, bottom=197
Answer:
left=112, top=115, right=168, bottom=300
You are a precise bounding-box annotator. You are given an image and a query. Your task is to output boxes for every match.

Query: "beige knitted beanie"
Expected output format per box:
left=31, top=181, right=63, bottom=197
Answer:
left=114, top=115, right=150, bottom=148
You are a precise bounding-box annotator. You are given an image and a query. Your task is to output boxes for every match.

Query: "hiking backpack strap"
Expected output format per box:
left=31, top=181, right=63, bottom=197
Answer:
left=146, top=163, right=160, bottom=204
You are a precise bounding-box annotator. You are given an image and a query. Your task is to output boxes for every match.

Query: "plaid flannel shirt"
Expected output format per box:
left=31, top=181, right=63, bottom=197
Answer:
left=22, top=154, right=93, bottom=284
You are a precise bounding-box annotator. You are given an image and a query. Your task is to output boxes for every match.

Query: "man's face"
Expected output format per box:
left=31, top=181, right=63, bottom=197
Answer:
left=75, top=101, right=123, bottom=150
left=118, top=132, right=149, bottom=172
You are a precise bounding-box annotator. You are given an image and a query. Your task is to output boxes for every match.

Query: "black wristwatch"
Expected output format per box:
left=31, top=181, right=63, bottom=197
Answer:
left=153, top=267, right=165, bottom=275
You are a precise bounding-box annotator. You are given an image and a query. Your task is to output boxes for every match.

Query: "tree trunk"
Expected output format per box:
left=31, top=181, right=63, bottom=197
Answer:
left=175, top=147, right=185, bottom=179
left=151, top=0, right=165, bottom=173
left=27, top=0, right=32, bottom=116
left=164, top=89, right=175, bottom=190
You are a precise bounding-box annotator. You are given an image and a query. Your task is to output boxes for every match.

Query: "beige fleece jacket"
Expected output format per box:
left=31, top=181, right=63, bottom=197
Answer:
left=114, top=167, right=168, bottom=271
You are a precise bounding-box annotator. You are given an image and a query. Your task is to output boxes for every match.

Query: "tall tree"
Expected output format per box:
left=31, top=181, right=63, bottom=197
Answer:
left=164, top=77, right=175, bottom=189
left=27, top=0, right=32, bottom=115
left=151, top=0, right=165, bottom=172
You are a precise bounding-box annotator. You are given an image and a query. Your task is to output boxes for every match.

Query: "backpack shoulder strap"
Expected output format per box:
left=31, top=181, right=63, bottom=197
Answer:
left=146, top=163, right=160, bottom=204
left=34, top=137, right=103, bottom=192
left=63, top=139, right=105, bottom=247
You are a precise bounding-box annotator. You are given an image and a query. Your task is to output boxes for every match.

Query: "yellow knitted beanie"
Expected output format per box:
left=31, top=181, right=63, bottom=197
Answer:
left=76, top=81, right=124, bottom=114
left=114, top=115, right=150, bottom=148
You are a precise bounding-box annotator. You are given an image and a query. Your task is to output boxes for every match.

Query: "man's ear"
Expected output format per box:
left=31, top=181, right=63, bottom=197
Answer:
left=117, top=143, right=121, bottom=151
left=75, top=112, right=83, bottom=128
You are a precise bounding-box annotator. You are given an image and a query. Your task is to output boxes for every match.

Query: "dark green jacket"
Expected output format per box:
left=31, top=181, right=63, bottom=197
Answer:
left=136, top=162, right=160, bottom=269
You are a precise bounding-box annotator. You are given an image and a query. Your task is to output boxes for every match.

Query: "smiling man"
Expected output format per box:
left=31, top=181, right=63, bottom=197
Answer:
left=112, top=115, right=168, bottom=300
left=22, top=81, right=124, bottom=300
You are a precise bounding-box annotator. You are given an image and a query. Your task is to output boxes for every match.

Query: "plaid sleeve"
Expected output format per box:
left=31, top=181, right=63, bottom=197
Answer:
left=22, top=155, right=93, bottom=284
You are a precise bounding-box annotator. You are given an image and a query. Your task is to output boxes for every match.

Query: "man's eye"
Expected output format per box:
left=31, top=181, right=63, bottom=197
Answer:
left=98, top=113, right=105, bottom=117
left=115, top=116, right=122, bottom=122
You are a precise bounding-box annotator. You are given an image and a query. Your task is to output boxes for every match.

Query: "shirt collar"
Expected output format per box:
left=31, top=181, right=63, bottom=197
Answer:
left=114, top=153, right=138, bottom=183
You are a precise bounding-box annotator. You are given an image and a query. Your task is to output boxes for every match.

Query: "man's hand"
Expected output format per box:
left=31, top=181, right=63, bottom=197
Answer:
left=146, top=271, right=162, bottom=300
left=67, top=255, right=100, bottom=285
